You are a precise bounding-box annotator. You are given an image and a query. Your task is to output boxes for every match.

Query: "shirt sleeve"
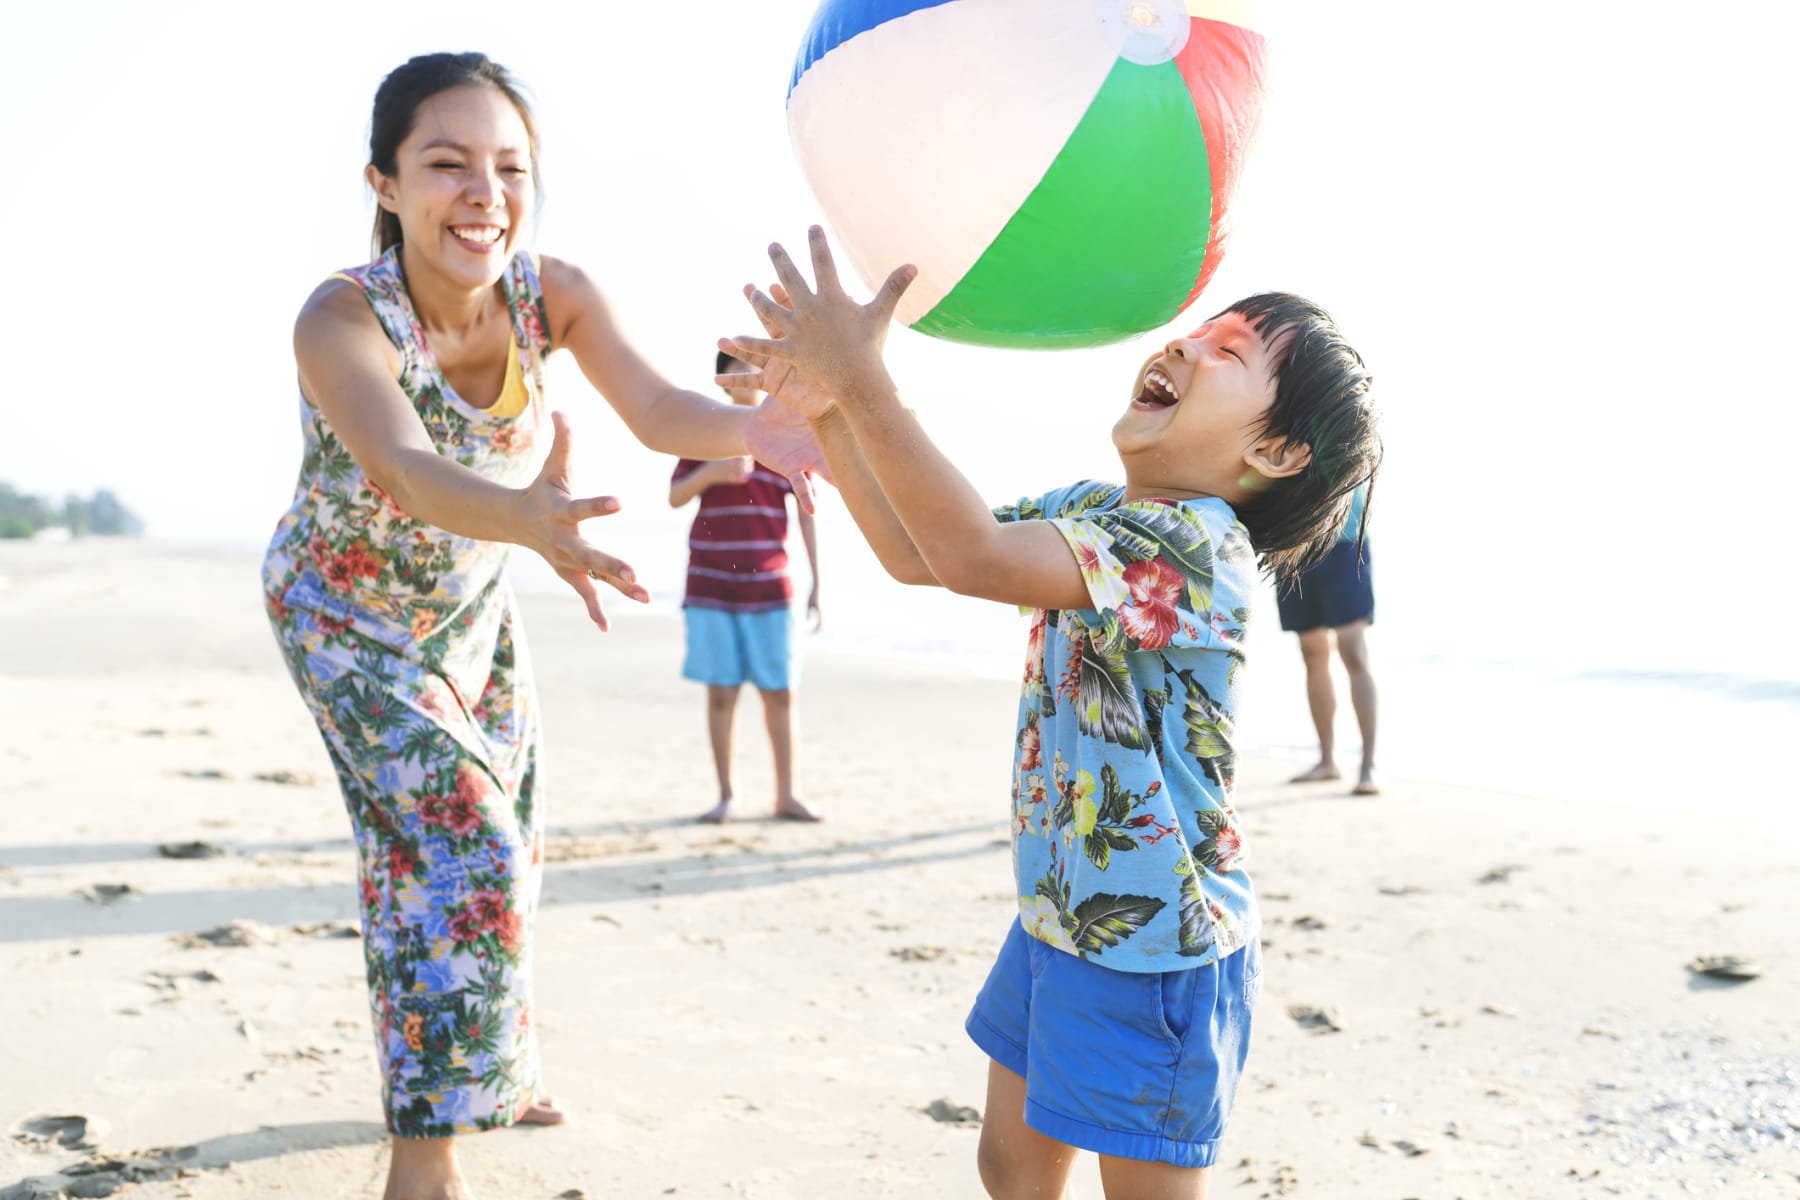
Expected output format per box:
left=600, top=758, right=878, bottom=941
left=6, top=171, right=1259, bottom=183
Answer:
left=1048, top=501, right=1225, bottom=653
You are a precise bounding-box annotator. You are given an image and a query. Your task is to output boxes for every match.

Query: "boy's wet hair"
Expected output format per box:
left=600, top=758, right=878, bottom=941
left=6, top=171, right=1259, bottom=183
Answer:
left=1218, top=292, right=1381, bottom=585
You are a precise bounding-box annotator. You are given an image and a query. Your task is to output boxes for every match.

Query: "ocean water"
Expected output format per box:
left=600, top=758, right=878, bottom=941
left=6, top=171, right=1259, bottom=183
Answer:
left=510, top=510, right=1800, bottom=828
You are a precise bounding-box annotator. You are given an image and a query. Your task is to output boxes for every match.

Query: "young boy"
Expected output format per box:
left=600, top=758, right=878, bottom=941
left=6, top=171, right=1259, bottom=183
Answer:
left=725, top=229, right=1380, bottom=1198
left=669, top=350, right=823, bottom=824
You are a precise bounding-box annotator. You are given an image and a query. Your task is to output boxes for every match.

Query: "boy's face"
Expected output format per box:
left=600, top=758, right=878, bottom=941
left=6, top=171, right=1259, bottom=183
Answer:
left=719, top=356, right=763, bottom=407
left=1111, top=311, right=1289, bottom=499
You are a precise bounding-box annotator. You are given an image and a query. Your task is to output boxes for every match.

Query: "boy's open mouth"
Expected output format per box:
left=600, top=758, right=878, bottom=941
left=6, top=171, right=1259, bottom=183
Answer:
left=1133, top=365, right=1180, bottom=409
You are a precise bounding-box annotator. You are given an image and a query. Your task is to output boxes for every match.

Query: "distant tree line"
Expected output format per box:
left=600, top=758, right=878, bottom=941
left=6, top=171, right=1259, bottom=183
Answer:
left=0, top=483, right=143, bottom=539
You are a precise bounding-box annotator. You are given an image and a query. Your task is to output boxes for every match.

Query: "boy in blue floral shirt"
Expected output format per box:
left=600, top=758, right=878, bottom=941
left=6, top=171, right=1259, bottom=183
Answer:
left=723, top=229, right=1380, bottom=1199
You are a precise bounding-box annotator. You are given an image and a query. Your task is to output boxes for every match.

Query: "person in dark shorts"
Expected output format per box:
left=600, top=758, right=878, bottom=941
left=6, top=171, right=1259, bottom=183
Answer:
left=1277, top=482, right=1378, bottom=794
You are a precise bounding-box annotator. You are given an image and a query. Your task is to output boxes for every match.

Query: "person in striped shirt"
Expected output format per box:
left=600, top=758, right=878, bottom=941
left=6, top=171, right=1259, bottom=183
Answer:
left=670, top=350, right=823, bottom=823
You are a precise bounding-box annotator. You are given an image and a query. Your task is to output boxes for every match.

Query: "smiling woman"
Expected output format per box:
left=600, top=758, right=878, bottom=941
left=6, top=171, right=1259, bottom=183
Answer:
left=256, top=51, right=830, bottom=1200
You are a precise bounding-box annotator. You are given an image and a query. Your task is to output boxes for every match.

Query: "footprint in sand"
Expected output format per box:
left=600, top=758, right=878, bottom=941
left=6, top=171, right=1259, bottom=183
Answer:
left=77, top=883, right=137, bottom=905
left=11, top=1114, right=104, bottom=1151
left=157, top=841, right=225, bottom=860
left=1287, top=1005, right=1345, bottom=1034
left=1687, top=954, right=1762, bottom=983
left=252, top=769, right=317, bottom=786
left=172, top=920, right=278, bottom=950
left=924, top=1098, right=981, bottom=1125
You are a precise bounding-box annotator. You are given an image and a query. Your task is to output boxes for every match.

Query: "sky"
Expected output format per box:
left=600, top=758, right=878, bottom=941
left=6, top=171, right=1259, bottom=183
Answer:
left=5, top=0, right=1799, bottom=687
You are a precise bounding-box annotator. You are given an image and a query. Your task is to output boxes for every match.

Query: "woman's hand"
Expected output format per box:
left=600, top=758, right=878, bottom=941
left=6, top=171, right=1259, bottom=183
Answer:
left=729, top=281, right=842, bottom=513
left=516, top=411, right=649, bottom=632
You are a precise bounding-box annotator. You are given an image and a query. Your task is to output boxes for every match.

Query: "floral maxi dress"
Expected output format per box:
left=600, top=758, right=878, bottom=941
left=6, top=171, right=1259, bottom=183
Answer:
left=262, top=247, right=552, bottom=1137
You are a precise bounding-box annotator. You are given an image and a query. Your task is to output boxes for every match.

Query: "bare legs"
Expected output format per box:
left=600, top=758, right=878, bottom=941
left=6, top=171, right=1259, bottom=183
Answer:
left=1290, top=629, right=1339, bottom=783
left=697, top=686, right=820, bottom=822
left=698, top=685, right=741, bottom=823
left=1289, top=620, right=1378, bottom=794
left=384, top=1138, right=472, bottom=1200
left=976, top=1062, right=1211, bottom=1200
left=1334, top=622, right=1379, bottom=794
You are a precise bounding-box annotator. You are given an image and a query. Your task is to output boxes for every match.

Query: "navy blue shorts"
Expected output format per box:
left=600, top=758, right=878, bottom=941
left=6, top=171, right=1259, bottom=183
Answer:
left=1276, top=538, right=1373, bottom=633
left=965, top=919, right=1262, bottom=1168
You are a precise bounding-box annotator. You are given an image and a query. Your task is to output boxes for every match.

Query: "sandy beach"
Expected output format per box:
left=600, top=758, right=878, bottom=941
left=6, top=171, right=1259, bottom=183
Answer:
left=2, top=539, right=1796, bottom=1199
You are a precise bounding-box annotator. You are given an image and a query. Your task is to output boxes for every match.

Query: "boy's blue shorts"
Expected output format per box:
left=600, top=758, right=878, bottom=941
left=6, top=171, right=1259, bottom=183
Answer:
left=681, top=606, right=797, bottom=692
left=965, top=918, right=1262, bottom=1168
left=1276, top=538, right=1373, bottom=633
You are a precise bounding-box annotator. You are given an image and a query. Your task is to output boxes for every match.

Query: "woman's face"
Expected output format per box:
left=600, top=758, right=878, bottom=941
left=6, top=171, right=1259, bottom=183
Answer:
left=369, top=84, right=534, bottom=288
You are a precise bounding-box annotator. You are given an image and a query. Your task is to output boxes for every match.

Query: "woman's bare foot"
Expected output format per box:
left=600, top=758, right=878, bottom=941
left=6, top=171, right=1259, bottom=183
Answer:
left=1289, top=761, right=1341, bottom=783
left=518, top=1094, right=568, bottom=1126
left=1352, top=767, right=1381, bottom=796
left=774, top=796, right=822, bottom=822
left=698, top=796, right=732, bottom=824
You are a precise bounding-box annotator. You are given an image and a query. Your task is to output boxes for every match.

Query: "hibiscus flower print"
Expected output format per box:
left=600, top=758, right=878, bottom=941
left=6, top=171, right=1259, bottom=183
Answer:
left=488, top=424, right=531, bottom=455
left=1018, top=895, right=1076, bottom=953
left=1212, top=826, right=1243, bottom=873
left=420, top=791, right=483, bottom=839
left=1117, top=558, right=1185, bottom=650
left=1018, top=722, right=1042, bottom=773
left=1065, top=525, right=1126, bottom=604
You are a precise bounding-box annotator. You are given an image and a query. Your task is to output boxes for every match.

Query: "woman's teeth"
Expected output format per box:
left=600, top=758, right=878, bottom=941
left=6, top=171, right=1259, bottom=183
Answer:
left=451, top=225, right=503, bottom=245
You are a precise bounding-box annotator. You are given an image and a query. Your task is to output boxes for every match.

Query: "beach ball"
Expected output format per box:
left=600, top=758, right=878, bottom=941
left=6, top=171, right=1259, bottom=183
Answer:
left=786, top=0, right=1269, bottom=349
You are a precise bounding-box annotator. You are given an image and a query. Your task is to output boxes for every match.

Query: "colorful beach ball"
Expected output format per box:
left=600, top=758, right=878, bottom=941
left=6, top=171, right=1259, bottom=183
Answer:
left=786, top=0, right=1269, bottom=349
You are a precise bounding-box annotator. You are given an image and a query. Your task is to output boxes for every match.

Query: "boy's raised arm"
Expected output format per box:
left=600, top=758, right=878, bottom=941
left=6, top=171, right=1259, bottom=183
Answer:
left=728, top=231, right=1091, bottom=613
left=728, top=289, right=939, bottom=589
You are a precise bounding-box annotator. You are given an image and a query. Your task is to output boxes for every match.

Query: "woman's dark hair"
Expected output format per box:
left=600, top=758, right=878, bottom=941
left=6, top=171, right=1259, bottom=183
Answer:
left=1218, top=292, right=1382, bottom=586
left=367, top=52, right=541, bottom=257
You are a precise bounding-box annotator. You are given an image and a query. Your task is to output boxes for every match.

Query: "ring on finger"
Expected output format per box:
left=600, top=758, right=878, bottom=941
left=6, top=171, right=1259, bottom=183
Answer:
left=587, top=569, right=601, bottom=580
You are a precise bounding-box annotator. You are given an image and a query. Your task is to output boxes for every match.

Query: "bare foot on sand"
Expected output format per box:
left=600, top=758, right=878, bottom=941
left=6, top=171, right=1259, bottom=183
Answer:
left=1290, top=761, right=1342, bottom=783
left=698, top=797, right=732, bottom=824
left=518, top=1094, right=567, bottom=1126
left=1352, top=769, right=1381, bottom=796
left=775, top=796, right=823, bottom=822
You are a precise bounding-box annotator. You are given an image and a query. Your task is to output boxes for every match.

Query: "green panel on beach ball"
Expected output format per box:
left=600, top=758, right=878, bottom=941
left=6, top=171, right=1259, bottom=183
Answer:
left=912, top=58, right=1213, bottom=349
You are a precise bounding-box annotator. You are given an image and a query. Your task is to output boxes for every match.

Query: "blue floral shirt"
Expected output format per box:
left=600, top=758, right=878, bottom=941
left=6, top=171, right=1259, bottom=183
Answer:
left=995, top=482, right=1260, bottom=972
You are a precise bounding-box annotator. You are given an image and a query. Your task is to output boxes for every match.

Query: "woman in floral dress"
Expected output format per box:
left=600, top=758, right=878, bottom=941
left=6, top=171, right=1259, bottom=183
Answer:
left=262, top=53, right=817, bottom=1200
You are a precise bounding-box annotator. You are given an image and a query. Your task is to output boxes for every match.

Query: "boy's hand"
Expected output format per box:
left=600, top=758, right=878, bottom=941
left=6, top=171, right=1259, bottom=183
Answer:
left=727, top=226, right=915, bottom=402
left=727, top=279, right=839, bottom=514
left=719, top=284, right=836, bottom=423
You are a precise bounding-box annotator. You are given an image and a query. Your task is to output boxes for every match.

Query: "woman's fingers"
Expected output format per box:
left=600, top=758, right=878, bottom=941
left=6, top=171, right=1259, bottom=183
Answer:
left=540, top=410, right=576, bottom=487
left=558, top=566, right=610, bottom=633
left=580, top=547, right=649, bottom=604
left=726, top=332, right=789, bottom=362
left=715, top=368, right=766, bottom=390
left=565, top=494, right=621, bottom=522
left=789, top=468, right=818, bottom=516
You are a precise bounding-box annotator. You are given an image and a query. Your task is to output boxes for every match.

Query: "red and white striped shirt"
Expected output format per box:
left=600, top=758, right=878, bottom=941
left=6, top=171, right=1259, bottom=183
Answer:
left=672, top=459, right=794, bottom=612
